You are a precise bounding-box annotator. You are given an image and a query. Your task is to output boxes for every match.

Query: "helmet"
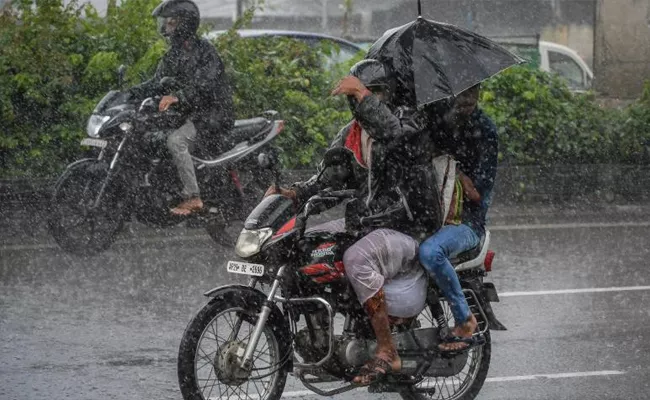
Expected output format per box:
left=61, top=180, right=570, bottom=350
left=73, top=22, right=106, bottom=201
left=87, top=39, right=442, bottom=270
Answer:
left=350, top=59, right=391, bottom=91
left=348, top=59, right=392, bottom=113
left=153, top=0, right=200, bottom=42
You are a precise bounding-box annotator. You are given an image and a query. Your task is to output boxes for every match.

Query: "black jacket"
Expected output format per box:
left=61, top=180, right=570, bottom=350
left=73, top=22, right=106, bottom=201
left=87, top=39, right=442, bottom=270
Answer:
left=129, top=37, right=234, bottom=147
left=428, top=108, right=498, bottom=237
left=293, top=94, right=440, bottom=239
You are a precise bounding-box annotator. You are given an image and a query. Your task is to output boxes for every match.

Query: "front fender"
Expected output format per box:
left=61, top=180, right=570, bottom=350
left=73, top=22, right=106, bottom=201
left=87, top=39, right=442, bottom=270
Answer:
left=202, top=284, right=294, bottom=370
left=53, top=158, right=101, bottom=193
left=203, top=283, right=266, bottom=299
left=203, top=283, right=291, bottom=333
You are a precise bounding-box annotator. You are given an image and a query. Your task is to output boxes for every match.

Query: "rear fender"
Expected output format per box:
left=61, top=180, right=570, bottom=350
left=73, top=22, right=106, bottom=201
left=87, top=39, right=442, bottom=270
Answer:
left=462, top=279, right=507, bottom=331
left=193, top=120, right=284, bottom=168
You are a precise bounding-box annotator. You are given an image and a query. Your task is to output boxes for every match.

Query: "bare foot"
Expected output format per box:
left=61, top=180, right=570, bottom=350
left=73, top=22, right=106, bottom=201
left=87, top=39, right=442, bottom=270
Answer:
left=171, top=197, right=203, bottom=216
left=353, top=349, right=401, bottom=386
left=438, top=314, right=478, bottom=352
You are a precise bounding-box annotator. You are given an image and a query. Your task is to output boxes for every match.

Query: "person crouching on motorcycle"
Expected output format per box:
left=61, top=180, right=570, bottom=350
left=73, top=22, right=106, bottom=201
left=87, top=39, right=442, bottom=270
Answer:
left=419, top=84, right=498, bottom=352
left=127, top=0, right=234, bottom=216
left=266, top=59, right=438, bottom=386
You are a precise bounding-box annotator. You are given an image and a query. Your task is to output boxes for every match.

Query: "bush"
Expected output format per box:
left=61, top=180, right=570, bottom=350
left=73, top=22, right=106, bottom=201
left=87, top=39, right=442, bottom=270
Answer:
left=0, top=1, right=648, bottom=179
left=212, top=23, right=357, bottom=167
left=0, top=0, right=163, bottom=177
left=481, top=66, right=650, bottom=165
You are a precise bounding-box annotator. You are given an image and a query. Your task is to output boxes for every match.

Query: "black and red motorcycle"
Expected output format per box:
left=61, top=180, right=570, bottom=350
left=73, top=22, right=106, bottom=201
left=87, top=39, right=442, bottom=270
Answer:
left=177, top=148, right=506, bottom=400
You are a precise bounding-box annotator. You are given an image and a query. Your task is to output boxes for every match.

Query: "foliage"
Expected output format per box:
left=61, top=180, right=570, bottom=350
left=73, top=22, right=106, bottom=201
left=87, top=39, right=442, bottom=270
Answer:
left=481, top=67, right=650, bottom=165
left=0, top=0, right=358, bottom=177
left=0, top=1, right=648, bottom=179
left=0, top=0, right=162, bottom=177
left=212, top=15, right=359, bottom=167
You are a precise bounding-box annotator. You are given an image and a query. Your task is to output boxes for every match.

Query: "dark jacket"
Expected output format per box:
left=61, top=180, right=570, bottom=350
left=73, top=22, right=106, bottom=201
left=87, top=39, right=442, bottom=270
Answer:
left=129, top=37, right=234, bottom=148
left=430, top=108, right=498, bottom=237
left=293, top=94, right=439, bottom=239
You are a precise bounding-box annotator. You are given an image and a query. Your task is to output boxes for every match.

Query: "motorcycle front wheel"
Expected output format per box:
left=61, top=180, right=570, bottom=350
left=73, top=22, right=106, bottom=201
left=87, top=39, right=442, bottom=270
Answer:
left=48, top=159, right=129, bottom=256
left=177, top=290, right=290, bottom=400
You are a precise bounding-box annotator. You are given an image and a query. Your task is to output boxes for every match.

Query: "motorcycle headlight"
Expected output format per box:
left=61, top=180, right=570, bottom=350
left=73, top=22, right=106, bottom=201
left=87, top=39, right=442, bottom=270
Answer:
left=86, top=115, right=110, bottom=138
left=235, top=228, right=273, bottom=258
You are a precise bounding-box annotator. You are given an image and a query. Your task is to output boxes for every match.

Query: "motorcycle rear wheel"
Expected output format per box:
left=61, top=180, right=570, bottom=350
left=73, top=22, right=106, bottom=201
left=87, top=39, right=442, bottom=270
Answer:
left=402, top=298, right=491, bottom=400
left=48, top=160, right=129, bottom=256
left=177, top=291, right=290, bottom=400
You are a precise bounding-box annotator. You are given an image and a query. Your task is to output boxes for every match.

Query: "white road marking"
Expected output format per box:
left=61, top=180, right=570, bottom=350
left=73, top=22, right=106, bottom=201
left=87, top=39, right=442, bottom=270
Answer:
left=485, top=370, right=625, bottom=382
left=274, top=370, right=626, bottom=398
left=500, top=285, right=650, bottom=297
left=490, top=221, right=650, bottom=231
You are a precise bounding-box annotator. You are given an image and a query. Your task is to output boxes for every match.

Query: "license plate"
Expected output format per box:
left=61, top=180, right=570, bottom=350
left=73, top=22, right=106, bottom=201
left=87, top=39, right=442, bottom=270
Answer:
left=81, top=138, right=108, bottom=149
left=227, top=261, right=264, bottom=276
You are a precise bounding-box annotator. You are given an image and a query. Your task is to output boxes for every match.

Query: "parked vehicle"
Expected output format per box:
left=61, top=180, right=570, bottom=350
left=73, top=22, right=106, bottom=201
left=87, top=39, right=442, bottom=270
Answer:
left=205, top=29, right=364, bottom=67
left=177, top=148, right=505, bottom=400
left=476, top=36, right=594, bottom=92
left=48, top=70, right=283, bottom=255
left=357, top=33, right=594, bottom=92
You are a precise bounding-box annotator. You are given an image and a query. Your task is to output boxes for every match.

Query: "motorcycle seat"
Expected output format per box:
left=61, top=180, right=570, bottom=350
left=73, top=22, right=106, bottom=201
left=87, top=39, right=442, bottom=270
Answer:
left=450, top=233, right=486, bottom=267
left=229, top=117, right=272, bottom=144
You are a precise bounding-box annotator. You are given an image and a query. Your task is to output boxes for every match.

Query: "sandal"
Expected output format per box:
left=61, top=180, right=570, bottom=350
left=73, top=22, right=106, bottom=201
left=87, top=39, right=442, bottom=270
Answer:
left=353, top=356, right=399, bottom=386
left=437, top=334, right=485, bottom=354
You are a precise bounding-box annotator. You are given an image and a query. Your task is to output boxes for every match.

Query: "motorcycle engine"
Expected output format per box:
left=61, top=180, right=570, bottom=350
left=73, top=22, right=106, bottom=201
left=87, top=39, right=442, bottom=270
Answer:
left=294, top=312, right=330, bottom=363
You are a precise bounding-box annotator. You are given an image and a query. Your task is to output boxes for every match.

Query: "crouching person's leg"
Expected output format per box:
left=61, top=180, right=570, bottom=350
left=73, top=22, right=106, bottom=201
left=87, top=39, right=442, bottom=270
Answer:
left=343, top=228, right=419, bottom=385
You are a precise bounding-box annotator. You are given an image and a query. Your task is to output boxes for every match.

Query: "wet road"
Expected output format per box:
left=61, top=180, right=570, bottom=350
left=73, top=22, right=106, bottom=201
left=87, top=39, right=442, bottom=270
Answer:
left=1, top=204, right=650, bottom=400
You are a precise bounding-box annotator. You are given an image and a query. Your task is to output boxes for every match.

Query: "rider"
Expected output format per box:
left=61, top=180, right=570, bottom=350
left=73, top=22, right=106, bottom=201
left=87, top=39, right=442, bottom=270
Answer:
left=419, top=84, right=499, bottom=352
left=128, top=0, right=234, bottom=216
left=267, top=59, right=438, bottom=386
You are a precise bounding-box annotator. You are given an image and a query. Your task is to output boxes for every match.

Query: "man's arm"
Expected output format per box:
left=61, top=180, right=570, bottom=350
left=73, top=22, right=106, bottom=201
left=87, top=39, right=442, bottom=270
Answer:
left=353, top=95, right=422, bottom=143
left=128, top=61, right=164, bottom=101
left=290, top=125, right=352, bottom=204
left=331, top=76, right=423, bottom=144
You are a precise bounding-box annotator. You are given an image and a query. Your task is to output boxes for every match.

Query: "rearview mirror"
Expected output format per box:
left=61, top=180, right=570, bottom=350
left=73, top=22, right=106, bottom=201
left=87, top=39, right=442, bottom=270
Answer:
left=257, top=152, right=278, bottom=169
left=257, top=150, right=281, bottom=188
left=117, top=64, right=127, bottom=90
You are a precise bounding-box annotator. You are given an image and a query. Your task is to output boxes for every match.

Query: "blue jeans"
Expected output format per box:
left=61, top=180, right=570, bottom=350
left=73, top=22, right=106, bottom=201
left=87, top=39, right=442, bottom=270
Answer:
left=419, top=224, right=480, bottom=324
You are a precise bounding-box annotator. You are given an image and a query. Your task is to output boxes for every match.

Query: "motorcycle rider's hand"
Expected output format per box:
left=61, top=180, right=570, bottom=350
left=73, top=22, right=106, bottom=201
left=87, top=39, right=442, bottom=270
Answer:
left=331, top=76, right=372, bottom=102
left=264, top=185, right=297, bottom=202
left=159, top=95, right=179, bottom=112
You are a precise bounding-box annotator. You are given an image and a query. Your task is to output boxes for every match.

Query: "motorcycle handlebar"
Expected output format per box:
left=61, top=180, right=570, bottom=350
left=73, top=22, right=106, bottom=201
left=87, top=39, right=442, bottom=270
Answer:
left=316, top=189, right=357, bottom=199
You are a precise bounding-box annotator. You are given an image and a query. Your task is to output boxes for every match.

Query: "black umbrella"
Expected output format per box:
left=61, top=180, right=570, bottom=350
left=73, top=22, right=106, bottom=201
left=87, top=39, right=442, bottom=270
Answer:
left=367, top=10, right=525, bottom=108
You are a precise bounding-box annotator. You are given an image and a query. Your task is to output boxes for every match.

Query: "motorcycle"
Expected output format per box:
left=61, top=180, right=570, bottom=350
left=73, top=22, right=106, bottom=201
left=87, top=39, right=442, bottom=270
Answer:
left=48, top=72, right=283, bottom=256
left=177, top=148, right=506, bottom=400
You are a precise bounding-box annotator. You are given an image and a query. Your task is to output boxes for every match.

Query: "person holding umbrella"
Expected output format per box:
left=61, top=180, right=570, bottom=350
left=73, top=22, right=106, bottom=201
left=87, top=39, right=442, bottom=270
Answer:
left=366, top=12, right=521, bottom=353
left=419, top=84, right=499, bottom=352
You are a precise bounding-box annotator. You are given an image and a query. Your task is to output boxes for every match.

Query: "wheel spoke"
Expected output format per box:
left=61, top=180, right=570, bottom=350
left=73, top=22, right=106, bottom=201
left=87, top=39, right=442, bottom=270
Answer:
left=201, top=365, right=215, bottom=395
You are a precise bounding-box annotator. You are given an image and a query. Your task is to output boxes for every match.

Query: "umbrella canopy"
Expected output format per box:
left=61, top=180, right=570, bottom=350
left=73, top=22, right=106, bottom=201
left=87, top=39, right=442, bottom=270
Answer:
left=366, top=17, right=525, bottom=108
